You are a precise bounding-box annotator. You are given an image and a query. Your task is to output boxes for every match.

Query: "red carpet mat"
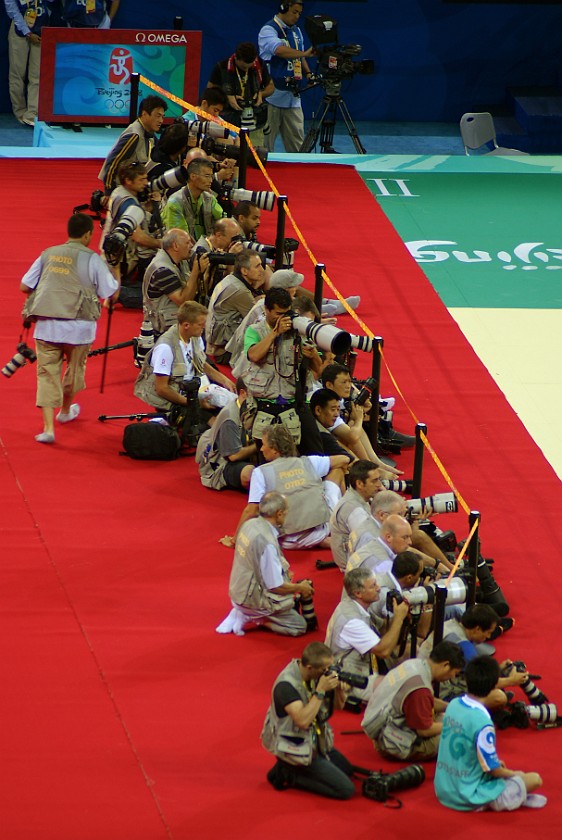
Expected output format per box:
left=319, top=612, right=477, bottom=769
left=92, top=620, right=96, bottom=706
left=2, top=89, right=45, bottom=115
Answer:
left=0, top=160, right=560, bottom=839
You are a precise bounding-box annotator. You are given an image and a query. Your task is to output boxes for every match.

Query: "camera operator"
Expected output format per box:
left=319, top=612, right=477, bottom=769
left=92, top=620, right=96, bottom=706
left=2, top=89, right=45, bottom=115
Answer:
left=329, top=460, right=383, bottom=571
left=189, top=217, right=245, bottom=308
left=20, top=213, right=119, bottom=444
left=262, top=641, right=356, bottom=799
left=238, top=287, right=325, bottom=453
left=325, top=567, right=409, bottom=701
left=134, top=301, right=235, bottom=432
left=4, top=0, right=54, bottom=128
left=206, top=249, right=265, bottom=363
left=207, top=42, right=274, bottom=146
left=161, top=157, right=226, bottom=242
left=362, top=641, right=465, bottom=761
left=258, top=1, right=314, bottom=152
left=217, top=492, right=317, bottom=636
left=99, top=95, right=167, bottom=195
left=100, top=162, right=163, bottom=282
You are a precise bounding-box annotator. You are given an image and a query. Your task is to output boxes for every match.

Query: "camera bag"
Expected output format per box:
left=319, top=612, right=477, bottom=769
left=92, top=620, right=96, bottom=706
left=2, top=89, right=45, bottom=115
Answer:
left=121, top=422, right=181, bottom=460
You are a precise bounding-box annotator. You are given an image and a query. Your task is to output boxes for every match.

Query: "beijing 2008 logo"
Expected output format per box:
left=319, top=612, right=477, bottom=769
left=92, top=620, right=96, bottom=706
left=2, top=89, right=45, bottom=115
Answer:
left=109, top=47, right=133, bottom=85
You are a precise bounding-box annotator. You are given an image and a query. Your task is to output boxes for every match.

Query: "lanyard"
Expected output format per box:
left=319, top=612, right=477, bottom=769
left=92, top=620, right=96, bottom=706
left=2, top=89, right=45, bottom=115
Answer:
left=274, top=15, right=301, bottom=50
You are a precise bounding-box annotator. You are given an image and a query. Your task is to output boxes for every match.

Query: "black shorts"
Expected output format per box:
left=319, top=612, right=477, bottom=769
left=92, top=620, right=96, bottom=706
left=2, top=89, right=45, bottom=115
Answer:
left=223, top=460, right=254, bottom=491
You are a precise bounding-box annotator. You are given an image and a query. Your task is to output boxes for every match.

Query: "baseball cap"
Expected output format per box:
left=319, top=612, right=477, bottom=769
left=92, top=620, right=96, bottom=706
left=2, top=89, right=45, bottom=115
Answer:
left=270, top=269, right=304, bottom=289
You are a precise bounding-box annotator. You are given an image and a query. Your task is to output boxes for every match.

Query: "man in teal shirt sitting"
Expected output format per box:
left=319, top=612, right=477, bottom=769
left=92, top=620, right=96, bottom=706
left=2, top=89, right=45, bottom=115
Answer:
left=435, top=656, right=546, bottom=812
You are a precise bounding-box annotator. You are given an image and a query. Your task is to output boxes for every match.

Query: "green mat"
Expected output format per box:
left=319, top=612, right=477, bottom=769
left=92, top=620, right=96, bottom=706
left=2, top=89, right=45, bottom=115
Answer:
left=360, top=171, right=562, bottom=309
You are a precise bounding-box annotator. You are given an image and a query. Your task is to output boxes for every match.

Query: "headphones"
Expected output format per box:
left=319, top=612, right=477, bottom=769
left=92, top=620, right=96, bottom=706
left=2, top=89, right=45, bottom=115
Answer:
left=279, top=1, right=302, bottom=13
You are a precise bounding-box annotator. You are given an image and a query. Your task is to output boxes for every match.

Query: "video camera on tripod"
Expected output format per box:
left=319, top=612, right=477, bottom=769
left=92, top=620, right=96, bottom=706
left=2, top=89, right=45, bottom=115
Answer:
left=304, top=15, right=374, bottom=87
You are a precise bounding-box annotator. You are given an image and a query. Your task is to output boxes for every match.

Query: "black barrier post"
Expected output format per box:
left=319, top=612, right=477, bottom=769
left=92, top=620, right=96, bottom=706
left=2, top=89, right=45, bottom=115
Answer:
left=173, top=16, right=183, bottom=29
left=129, top=73, right=140, bottom=125
left=238, top=128, right=249, bottom=189
left=274, top=195, right=287, bottom=270
left=432, top=585, right=448, bottom=697
left=366, top=337, right=382, bottom=449
left=314, top=264, right=325, bottom=318
left=466, top=511, right=480, bottom=609
left=411, top=423, right=427, bottom=498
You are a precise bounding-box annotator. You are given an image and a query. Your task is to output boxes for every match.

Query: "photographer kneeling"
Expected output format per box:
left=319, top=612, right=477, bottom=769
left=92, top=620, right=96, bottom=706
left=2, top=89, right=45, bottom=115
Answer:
left=134, top=301, right=235, bottom=439
left=262, top=641, right=356, bottom=799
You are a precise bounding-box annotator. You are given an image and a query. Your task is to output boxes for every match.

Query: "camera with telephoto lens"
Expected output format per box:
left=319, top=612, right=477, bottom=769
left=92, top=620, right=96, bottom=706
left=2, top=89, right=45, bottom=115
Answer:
left=362, top=764, right=425, bottom=803
left=349, top=334, right=373, bottom=353
left=382, top=479, right=414, bottom=493
left=325, top=664, right=368, bottom=691
left=2, top=342, right=37, bottom=378
left=386, top=578, right=469, bottom=614
left=289, top=314, right=352, bottom=356
left=218, top=184, right=276, bottom=213
left=103, top=204, right=146, bottom=266
left=245, top=238, right=299, bottom=262
left=407, top=493, right=458, bottom=516
left=200, top=136, right=268, bottom=169
left=168, top=376, right=202, bottom=447
left=149, top=164, right=188, bottom=197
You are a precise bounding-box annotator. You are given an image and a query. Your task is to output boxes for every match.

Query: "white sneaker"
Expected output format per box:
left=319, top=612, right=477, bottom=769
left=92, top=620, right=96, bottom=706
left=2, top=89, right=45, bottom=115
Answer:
left=323, top=296, right=360, bottom=315
left=56, top=404, right=80, bottom=424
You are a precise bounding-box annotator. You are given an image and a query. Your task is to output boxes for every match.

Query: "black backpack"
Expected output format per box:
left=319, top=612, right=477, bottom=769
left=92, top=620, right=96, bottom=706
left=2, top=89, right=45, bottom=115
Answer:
left=122, top=422, right=181, bottom=460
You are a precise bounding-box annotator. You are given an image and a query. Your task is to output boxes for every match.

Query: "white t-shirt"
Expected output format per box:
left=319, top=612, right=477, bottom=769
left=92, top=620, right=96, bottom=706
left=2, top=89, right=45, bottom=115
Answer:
left=337, top=601, right=381, bottom=655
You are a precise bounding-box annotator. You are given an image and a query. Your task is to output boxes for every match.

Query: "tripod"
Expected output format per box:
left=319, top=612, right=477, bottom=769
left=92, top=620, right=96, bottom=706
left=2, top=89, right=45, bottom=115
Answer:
left=300, top=80, right=366, bottom=154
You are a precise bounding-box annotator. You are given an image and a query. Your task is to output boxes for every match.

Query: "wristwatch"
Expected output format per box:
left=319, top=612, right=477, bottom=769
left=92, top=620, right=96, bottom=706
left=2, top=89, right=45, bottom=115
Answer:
left=313, top=690, right=326, bottom=700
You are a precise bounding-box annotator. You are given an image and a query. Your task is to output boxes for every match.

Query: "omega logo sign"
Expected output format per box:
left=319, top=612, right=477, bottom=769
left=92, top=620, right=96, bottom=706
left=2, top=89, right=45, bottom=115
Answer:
left=135, top=32, right=187, bottom=44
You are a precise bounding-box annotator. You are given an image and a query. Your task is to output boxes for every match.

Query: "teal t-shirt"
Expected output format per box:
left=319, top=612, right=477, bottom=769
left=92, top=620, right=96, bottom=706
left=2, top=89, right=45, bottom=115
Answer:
left=434, top=695, right=506, bottom=811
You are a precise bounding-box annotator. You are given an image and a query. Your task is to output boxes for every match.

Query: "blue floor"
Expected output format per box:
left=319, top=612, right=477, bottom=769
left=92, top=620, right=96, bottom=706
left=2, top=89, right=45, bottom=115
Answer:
left=0, top=112, right=464, bottom=156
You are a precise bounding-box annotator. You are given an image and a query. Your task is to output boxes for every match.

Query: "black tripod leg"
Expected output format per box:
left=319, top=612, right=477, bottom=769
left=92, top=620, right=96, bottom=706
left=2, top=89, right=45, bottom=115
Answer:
left=300, top=96, right=333, bottom=153
left=99, top=301, right=114, bottom=394
left=336, top=99, right=366, bottom=154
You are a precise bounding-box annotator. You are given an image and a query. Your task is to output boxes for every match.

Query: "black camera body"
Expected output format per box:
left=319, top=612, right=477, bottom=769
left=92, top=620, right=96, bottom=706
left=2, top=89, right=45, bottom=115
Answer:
left=326, top=663, right=368, bottom=691
left=353, top=376, right=376, bottom=407
left=362, top=765, right=425, bottom=803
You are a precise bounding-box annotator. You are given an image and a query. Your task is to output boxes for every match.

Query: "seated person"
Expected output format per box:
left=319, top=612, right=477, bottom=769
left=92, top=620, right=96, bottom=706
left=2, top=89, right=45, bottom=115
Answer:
left=420, top=604, right=543, bottom=711
left=309, top=388, right=358, bottom=460
left=205, top=249, right=265, bottom=363
left=435, top=656, right=546, bottom=811
left=217, top=491, right=316, bottom=637
left=142, top=228, right=195, bottom=340
left=325, top=567, right=409, bottom=700
left=362, top=641, right=465, bottom=761
left=234, top=423, right=348, bottom=550
left=134, top=300, right=235, bottom=435
left=370, top=550, right=434, bottom=643
left=190, top=217, right=244, bottom=307
left=329, top=460, right=383, bottom=571
left=196, top=377, right=257, bottom=491
left=161, top=157, right=226, bottom=242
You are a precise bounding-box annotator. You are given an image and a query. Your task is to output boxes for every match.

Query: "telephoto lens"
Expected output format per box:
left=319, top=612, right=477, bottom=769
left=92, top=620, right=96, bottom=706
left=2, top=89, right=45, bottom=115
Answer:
left=362, top=764, right=425, bottom=803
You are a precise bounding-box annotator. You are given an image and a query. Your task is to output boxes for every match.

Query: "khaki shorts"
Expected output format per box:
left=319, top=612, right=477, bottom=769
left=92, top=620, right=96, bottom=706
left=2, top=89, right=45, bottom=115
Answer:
left=35, top=340, right=91, bottom=408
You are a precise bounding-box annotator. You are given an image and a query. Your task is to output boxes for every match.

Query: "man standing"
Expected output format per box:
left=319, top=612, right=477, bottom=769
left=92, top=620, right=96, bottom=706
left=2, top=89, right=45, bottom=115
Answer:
left=218, top=492, right=316, bottom=636
left=20, top=213, right=119, bottom=444
left=262, top=641, right=356, bottom=799
left=99, top=95, right=167, bottom=194
left=258, top=1, right=313, bottom=152
left=62, top=0, right=119, bottom=29
left=161, top=158, right=226, bottom=242
left=4, top=0, right=54, bottom=126
left=207, top=41, right=274, bottom=145
left=329, top=460, right=383, bottom=571
left=362, top=641, right=465, bottom=761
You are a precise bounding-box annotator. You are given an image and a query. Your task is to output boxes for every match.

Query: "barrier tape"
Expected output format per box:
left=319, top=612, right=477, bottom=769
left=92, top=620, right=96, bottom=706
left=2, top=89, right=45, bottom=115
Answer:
left=445, top=518, right=479, bottom=585
left=139, top=76, right=474, bottom=531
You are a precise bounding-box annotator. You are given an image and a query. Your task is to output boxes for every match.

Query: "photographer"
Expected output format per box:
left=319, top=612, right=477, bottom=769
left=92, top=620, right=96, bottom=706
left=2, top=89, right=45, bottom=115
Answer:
left=239, top=287, right=324, bottom=453
left=258, top=1, right=313, bottom=152
left=205, top=249, right=265, bottom=363
left=190, top=217, right=245, bottom=308
left=329, top=460, right=383, bottom=571
left=134, top=301, right=235, bottom=430
left=362, top=641, right=465, bottom=761
left=207, top=42, right=274, bottom=146
left=100, top=162, right=163, bottom=283
left=325, top=567, right=409, bottom=700
left=217, top=492, right=317, bottom=636
left=20, top=213, right=118, bottom=444
left=99, top=95, right=167, bottom=194
left=142, top=229, right=196, bottom=340
left=262, top=641, right=356, bottom=799
left=161, top=157, right=226, bottom=242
